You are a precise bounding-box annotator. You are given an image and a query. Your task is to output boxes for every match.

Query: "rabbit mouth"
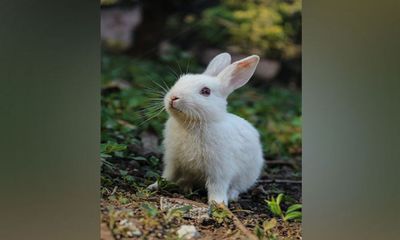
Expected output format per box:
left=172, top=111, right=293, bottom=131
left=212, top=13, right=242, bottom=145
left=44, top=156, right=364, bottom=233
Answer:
left=169, top=105, right=183, bottom=113
left=167, top=101, right=189, bottom=116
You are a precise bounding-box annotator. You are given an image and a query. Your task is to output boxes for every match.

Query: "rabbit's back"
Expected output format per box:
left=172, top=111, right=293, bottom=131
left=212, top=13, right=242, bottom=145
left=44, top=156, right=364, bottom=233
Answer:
left=222, top=114, right=264, bottom=191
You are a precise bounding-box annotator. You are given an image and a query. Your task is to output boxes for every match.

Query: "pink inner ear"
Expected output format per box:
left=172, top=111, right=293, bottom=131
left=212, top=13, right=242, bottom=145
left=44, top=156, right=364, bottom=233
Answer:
left=218, top=55, right=259, bottom=95
left=237, top=57, right=257, bottom=69
left=229, top=57, right=258, bottom=87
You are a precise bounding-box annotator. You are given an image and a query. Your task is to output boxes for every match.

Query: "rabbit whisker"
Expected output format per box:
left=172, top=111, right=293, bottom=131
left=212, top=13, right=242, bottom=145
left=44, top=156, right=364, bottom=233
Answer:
left=144, top=88, right=165, bottom=97
left=167, top=66, right=179, bottom=79
left=138, top=106, right=165, bottom=126
left=151, top=80, right=169, bottom=95
left=186, top=58, right=191, bottom=74
left=161, top=78, right=171, bottom=91
left=176, top=61, right=183, bottom=76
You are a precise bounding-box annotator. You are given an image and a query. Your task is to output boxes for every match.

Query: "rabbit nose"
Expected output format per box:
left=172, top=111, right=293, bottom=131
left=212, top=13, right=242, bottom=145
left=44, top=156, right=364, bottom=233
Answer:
left=170, top=96, right=180, bottom=107
left=171, top=96, right=180, bottom=102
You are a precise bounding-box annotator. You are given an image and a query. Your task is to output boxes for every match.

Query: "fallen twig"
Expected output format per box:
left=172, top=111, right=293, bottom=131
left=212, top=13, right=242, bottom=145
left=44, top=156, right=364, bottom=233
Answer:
left=163, top=197, right=208, bottom=208
left=219, top=204, right=259, bottom=240
left=231, top=209, right=254, bottom=214
left=258, top=179, right=302, bottom=184
left=266, top=159, right=300, bottom=169
left=110, top=186, right=118, bottom=196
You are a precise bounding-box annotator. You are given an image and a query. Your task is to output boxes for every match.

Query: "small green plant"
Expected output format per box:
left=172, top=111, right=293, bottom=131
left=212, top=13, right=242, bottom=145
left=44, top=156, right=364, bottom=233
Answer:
left=134, top=185, right=156, bottom=199
left=101, top=141, right=127, bottom=158
left=210, top=202, right=232, bottom=224
left=165, top=205, right=192, bottom=222
left=140, top=202, right=158, bottom=218
left=100, top=141, right=128, bottom=170
left=154, top=177, right=180, bottom=192
left=254, top=217, right=279, bottom=240
left=265, top=193, right=302, bottom=221
left=140, top=202, right=162, bottom=228
left=100, top=141, right=127, bottom=169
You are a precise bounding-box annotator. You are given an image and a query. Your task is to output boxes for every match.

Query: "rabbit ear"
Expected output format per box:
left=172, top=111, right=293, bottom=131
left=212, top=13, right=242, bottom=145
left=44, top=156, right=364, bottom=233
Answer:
left=217, top=55, right=259, bottom=96
left=203, top=52, right=231, bottom=76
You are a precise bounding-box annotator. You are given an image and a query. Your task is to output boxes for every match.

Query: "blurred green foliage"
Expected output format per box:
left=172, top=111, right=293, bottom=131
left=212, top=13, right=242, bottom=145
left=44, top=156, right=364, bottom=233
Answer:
left=179, top=0, right=301, bottom=59
left=100, top=0, right=118, bottom=6
left=101, top=51, right=301, bottom=160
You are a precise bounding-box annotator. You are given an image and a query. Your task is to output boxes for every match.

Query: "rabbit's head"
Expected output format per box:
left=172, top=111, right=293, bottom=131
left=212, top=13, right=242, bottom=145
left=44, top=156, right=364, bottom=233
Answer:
left=164, top=53, right=259, bottom=122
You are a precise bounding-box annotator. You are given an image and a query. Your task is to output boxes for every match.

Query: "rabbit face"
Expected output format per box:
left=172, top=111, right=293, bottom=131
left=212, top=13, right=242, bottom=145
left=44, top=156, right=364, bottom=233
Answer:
left=164, top=74, right=227, bottom=122
left=164, top=53, right=260, bottom=123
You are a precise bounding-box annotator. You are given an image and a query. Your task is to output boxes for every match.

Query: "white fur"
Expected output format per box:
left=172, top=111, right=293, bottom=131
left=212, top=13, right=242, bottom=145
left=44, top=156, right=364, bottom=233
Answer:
left=203, top=52, right=231, bottom=76
left=148, top=53, right=264, bottom=205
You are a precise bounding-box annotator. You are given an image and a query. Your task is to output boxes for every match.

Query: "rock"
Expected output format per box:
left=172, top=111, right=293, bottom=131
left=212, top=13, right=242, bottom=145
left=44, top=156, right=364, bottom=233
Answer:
left=101, top=6, right=142, bottom=51
left=159, top=197, right=209, bottom=221
left=116, top=219, right=141, bottom=237
left=253, top=185, right=267, bottom=195
left=177, top=225, right=200, bottom=239
left=101, top=79, right=133, bottom=95
left=104, top=79, right=132, bottom=90
left=128, top=142, right=142, bottom=154
left=140, top=131, right=160, bottom=156
left=128, top=160, right=140, bottom=169
left=255, top=58, right=281, bottom=80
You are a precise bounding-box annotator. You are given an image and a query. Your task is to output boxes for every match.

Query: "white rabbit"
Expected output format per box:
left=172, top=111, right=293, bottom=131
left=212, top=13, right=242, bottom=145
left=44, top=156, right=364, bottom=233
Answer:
left=148, top=53, right=264, bottom=205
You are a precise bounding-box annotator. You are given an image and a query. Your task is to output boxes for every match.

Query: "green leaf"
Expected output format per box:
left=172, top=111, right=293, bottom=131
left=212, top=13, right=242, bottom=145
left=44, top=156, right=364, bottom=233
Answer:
left=145, top=170, right=160, bottom=179
left=166, top=205, right=192, bottom=221
left=122, top=174, right=134, bottom=183
left=286, top=204, right=302, bottom=214
left=114, top=151, right=124, bottom=158
left=101, top=153, right=112, bottom=158
left=266, top=200, right=282, bottom=217
left=263, top=218, right=277, bottom=231
left=254, top=224, right=265, bottom=239
left=210, top=202, right=231, bottom=224
left=284, top=211, right=302, bottom=221
left=131, top=156, right=147, bottom=161
left=101, top=142, right=127, bottom=154
left=141, top=202, right=158, bottom=217
left=174, top=205, right=192, bottom=212
left=118, top=196, right=129, bottom=204
left=276, top=193, right=284, bottom=205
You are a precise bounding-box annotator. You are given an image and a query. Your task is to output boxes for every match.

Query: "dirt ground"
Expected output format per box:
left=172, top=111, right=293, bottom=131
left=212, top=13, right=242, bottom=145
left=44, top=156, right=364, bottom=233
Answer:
left=101, top=158, right=301, bottom=240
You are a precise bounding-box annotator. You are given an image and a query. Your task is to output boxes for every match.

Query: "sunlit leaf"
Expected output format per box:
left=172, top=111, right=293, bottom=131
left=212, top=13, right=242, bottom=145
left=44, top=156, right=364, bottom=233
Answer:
left=286, top=204, right=302, bottom=214
left=283, top=211, right=302, bottom=221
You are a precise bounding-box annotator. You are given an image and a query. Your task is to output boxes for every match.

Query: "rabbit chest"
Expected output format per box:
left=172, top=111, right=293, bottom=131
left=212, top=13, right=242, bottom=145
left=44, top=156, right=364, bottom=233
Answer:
left=164, top=120, right=224, bottom=181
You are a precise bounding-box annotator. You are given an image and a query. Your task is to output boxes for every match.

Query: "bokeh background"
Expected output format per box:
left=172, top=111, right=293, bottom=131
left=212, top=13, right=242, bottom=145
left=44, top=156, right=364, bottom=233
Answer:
left=101, top=0, right=302, bottom=239
left=101, top=0, right=301, bottom=161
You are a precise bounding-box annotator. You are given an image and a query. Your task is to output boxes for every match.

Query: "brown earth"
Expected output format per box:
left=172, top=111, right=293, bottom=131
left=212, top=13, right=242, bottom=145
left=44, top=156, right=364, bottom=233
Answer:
left=101, top=158, right=301, bottom=240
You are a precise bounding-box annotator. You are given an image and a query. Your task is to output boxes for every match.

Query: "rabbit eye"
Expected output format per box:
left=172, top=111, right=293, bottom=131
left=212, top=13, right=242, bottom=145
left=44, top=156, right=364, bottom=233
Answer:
left=200, top=87, right=211, bottom=96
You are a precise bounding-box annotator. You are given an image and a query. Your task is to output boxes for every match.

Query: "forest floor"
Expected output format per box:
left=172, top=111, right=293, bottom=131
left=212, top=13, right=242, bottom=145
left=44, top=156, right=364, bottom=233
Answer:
left=101, top=156, right=301, bottom=240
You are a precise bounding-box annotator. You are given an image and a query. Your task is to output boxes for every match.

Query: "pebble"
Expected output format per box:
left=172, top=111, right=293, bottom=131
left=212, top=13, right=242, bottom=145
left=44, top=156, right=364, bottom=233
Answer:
left=177, top=225, right=200, bottom=239
left=160, top=197, right=209, bottom=220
